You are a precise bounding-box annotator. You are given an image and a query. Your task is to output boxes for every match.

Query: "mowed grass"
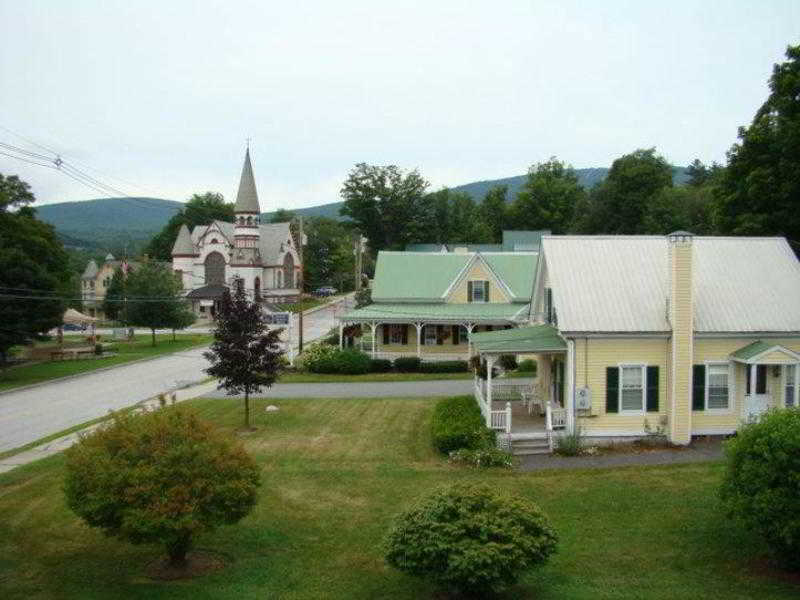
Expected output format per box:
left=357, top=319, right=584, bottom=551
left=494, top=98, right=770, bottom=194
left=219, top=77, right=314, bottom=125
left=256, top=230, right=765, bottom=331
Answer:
left=280, top=371, right=474, bottom=383
left=0, top=395, right=796, bottom=600
left=0, top=334, right=212, bottom=392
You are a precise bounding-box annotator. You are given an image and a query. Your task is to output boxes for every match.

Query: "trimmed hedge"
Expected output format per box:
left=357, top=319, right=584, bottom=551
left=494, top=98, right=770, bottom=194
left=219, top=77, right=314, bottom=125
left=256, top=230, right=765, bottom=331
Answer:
left=419, top=360, right=469, bottom=373
left=303, top=346, right=372, bottom=374
left=518, top=358, right=537, bottom=373
left=394, top=356, right=422, bottom=372
left=369, top=359, right=393, bottom=373
left=431, top=395, right=495, bottom=454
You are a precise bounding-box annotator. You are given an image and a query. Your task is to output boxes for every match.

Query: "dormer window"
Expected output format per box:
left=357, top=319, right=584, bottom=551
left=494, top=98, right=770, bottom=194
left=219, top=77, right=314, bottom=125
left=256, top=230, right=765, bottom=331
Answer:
left=468, top=281, right=489, bottom=303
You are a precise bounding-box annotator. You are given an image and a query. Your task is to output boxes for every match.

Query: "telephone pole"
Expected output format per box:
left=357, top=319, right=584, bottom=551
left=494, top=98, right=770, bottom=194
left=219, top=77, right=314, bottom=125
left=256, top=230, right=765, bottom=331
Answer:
left=297, top=216, right=305, bottom=353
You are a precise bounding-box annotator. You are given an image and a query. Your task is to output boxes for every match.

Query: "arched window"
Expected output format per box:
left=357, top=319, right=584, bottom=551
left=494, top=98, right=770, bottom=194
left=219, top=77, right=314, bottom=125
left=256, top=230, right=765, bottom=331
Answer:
left=246, top=216, right=253, bottom=226
left=276, top=270, right=282, bottom=288
left=210, top=238, right=218, bottom=244
left=283, top=253, right=295, bottom=289
left=204, top=251, right=225, bottom=285
left=254, top=276, right=261, bottom=301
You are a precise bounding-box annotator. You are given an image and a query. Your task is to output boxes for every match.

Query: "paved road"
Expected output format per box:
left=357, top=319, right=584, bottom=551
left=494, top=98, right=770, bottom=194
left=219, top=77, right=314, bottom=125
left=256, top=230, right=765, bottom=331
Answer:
left=208, top=379, right=474, bottom=399
left=0, top=296, right=353, bottom=453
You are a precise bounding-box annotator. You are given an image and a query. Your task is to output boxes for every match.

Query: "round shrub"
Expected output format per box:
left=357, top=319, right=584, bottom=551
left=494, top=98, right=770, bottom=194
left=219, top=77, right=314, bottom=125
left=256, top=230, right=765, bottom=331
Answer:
left=499, top=354, right=518, bottom=370
left=64, top=407, right=260, bottom=567
left=330, top=349, right=371, bottom=374
left=385, top=484, right=558, bottom=596
left=298, top=343, right=339, bottom=372
left=720, top=408, right=800, bottom=570
left=448, top=447, right=514, bottom=468
left=517, top=359, right=537, bottom=374
left=419, top=360, right=469, bottom=373
left=394, top=356, right=421, bottom=372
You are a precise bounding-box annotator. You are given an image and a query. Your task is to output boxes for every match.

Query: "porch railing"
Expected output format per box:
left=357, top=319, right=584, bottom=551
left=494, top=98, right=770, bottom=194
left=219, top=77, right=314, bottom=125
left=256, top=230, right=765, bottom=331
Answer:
left=473, top=378, right=512, bottom=433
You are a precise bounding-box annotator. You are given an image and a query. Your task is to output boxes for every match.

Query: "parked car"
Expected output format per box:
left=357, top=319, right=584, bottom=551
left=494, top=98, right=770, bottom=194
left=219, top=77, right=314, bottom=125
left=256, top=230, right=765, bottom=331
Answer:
left=62, top=323, right=85, bottom=331
left=314, top=286, right=338, bottom=297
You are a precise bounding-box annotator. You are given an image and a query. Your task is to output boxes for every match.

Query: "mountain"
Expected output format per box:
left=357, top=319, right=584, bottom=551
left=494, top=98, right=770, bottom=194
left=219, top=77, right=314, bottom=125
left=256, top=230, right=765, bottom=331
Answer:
left=39, top=167, right=690, bottom=249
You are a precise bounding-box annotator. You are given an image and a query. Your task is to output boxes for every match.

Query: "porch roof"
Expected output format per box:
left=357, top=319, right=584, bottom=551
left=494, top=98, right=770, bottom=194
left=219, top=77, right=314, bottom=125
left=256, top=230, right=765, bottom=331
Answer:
left=339, top=302, right=529, bottom=323
left=470, top=323, right=566, bottom=354
left=730, top=340, right=800, bottom=363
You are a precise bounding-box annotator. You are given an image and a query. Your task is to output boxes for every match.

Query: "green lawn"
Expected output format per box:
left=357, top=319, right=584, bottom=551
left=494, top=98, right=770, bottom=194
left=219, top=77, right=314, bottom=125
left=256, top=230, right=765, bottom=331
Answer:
left=0, top=394, right=795, bottom=599
left=275, top=296, right=329, bottom=313
left=0, top=334, right=212, bottom=392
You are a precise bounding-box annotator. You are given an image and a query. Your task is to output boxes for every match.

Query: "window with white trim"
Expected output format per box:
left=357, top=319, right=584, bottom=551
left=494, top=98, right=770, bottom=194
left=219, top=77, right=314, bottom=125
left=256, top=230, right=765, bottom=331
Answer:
left=785, top=364, right=797, bottom=407
left=470, top=281, right=488, bottom=303
left=706, top=363, right=730, bottom=410
left=620, top=365, right=645, bottom=412
left=424, top=325, right=437, bottom=345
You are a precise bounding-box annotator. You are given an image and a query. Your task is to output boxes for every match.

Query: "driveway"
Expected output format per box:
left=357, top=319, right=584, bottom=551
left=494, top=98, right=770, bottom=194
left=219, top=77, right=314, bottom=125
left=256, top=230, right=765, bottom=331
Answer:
left=0, top=295, right=353, bottom=453
left=207, top=379, right=474, bottom=399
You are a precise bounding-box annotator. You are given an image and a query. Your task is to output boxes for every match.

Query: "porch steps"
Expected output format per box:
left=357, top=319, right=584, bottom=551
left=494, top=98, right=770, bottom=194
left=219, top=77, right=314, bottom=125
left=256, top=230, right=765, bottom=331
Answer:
left=511, top=437, right=551, bottom=456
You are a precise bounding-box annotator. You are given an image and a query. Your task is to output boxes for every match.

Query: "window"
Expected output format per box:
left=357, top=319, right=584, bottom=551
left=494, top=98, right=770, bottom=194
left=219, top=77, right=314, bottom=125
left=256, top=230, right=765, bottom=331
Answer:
left=389, top=325, right=405, bottom=345
left=706, top=364, right=730, bottom=410
left=469, top=281, right=489, bottom=303
left=786, top=364, right=797, bottom=407
left=424, top=325, right=438, bottom=345
left=455, top=326, right=468, bottom=345
left=620, top=365, right=645, bottom=412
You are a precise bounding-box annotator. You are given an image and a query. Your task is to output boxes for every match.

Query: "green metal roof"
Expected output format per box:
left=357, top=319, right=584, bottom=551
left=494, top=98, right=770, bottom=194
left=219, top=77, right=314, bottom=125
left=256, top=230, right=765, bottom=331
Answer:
left=340, top=302, right=529, bottom=322
left=730, top=341, right=773, bottom=361
left=470, top=324, right=566, bottom=354
left=502, top=230, right=549, bottom=251
left=371, top=251, right=537, bottom=302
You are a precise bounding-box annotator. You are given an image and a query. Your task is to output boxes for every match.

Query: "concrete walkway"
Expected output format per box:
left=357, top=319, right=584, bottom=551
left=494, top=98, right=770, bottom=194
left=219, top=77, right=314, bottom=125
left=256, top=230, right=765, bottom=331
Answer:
left=518, top=439, right=724, bottom=471
left=207, top=379, right=474, bottom=399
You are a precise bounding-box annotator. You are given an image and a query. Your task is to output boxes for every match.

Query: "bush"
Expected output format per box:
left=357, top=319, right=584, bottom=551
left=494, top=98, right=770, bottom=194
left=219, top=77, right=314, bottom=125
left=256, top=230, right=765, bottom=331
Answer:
left=385, top=484, right=558, bottom=596
left=64, top=407, right=260, bottom=567
left=431, top=395, right=495, bottom=454
left=518, top=359, right=537, bottom=373
left=499, top=354, right=518, bottom=370
left=369, top=358, right=393, bottom=373
left=394, top=356, right=421, bottom=372
left=720, top=408, right=800, bottom=570
left=553, top=429, right=584, bottom=456
left=477, top=362, right=499, bottom=380
left=301, top=345, right=371, bottom=374
left=448, top=447, right=514, bottom=468
left=419, top=360, right=469, bottom=373
left=94, top=343, right=103, bottom=355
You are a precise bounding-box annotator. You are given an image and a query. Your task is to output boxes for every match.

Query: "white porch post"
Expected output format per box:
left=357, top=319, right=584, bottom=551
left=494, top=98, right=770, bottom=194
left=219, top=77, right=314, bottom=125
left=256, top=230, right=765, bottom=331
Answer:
left=338, top=322, right=344, bottom=350
left=414, top=322, right=423, bottom=359
left=370, top=321, right=378, bottom=358
left=750, top=363, right=757, bottom=398
left=505, top=401, right=512, bottom=434
left=486, top=355, right=496, bottom=428
left=465, top=322, right=475, bottom=359
left=565, top=339, right=575, bottom=433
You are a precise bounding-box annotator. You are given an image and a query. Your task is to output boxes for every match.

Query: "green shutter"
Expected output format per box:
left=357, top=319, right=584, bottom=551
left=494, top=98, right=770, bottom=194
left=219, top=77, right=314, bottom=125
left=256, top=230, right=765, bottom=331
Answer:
left=757, top=365, right=767, bottom=394
left=484, top=281, right=490, bottom=302
left=452, top=325, right=459, bottom=345
left=436, top=325, right=444, bottom=345
left=692, top=365, right=705, bottom=411
left=467, top=281, right=473, bottom=303
left=606, top=367, right=619, bottom=413
left=646, top=366, right=659, bottom=412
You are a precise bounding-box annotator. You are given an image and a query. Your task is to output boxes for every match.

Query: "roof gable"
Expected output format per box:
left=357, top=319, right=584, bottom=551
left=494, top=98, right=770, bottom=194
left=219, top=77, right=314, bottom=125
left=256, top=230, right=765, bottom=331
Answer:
left=372, top=252, right=471, bottom=302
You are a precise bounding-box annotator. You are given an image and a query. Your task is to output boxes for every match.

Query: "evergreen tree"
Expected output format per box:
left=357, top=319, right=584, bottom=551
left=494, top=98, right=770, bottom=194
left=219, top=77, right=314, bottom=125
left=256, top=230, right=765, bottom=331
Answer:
left=124, top=260, right=194, bottom=346
left=204, top=281, right=284, bottom=429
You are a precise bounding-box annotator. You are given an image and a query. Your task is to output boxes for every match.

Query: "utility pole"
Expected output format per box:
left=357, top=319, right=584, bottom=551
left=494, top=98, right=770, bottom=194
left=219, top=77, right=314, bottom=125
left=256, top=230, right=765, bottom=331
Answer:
left=354, top=235, right=365, bottom=291
left=297, top=216, right=305, bottom=353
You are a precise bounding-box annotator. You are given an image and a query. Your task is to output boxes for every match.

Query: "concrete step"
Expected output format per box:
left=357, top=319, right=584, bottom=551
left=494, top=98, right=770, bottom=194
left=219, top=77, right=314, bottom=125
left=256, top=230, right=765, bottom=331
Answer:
left=512, top=439, right=551, bottom=456
left=513, top=446, right=552, bottom=456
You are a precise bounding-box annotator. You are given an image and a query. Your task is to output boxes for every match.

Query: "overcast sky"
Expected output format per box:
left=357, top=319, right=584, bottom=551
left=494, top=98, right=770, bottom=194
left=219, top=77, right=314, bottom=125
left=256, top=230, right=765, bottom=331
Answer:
left=1, top=0, right=798, bottom=209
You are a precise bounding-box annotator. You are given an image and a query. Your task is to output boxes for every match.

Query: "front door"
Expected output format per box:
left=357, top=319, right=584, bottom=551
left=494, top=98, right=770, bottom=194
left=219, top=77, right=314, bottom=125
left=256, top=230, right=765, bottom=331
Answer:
left=744, top=365, right=770, bottom=421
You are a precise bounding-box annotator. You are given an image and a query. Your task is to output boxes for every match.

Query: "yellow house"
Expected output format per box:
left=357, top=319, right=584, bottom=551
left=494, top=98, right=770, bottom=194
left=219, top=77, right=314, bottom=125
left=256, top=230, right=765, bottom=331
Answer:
left=338, top=250, right=538, bottom=360
left=471, top=233, right=800, bottom=449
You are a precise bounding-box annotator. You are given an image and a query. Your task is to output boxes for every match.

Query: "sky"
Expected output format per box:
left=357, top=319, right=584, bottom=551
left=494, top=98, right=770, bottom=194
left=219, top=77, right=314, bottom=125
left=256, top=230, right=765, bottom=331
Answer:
left=0, top=0, right=798, bottom=210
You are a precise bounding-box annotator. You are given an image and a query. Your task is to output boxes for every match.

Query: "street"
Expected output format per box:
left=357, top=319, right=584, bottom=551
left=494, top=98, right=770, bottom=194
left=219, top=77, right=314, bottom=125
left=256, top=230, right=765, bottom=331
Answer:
left=0, top=295, right=353, bottom=453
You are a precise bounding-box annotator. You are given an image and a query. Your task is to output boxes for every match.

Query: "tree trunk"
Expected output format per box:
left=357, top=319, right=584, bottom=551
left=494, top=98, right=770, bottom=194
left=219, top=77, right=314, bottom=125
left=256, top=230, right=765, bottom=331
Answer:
left=166, top=530, right=192, bottom=568
left=244, top=389, right=250, bottom=428
left=172, top=329, right=176, bottom=342
left=151, top=328, right=156, bottom=347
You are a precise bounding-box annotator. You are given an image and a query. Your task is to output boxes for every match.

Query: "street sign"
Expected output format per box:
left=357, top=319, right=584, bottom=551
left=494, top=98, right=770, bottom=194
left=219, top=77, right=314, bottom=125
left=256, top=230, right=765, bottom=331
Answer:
left=266, top=311, right=291, bottom=326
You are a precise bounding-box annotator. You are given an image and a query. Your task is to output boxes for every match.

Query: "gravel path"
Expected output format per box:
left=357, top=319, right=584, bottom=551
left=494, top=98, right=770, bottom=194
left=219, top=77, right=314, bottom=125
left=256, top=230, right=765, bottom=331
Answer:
left=518, top=439, right=724, bottom=471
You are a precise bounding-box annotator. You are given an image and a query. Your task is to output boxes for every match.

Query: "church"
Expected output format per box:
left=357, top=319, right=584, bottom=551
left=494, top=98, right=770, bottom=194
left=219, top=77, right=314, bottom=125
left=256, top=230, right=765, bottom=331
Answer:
left=172, top=149, right=302, bottom=317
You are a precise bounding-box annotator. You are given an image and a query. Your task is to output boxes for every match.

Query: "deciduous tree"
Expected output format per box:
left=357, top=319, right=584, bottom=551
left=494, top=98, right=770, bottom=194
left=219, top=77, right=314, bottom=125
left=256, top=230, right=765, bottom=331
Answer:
left=204, top=281, right=284, bottom=428
left=510, top=158, right=584, bottom=234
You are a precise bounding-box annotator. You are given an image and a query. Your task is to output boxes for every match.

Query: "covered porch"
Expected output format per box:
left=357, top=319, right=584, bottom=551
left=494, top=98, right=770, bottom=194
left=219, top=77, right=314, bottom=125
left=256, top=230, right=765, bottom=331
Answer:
left=731, top=341, right=800, bottom=421
left=470, top=324, right=571, bottom=443
left=337, top=302, right=529, bottom=361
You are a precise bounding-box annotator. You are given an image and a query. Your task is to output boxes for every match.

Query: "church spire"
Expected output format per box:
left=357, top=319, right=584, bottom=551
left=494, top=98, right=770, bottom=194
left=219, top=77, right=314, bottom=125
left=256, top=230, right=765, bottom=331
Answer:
left=234, top=148, right=261, bottom=214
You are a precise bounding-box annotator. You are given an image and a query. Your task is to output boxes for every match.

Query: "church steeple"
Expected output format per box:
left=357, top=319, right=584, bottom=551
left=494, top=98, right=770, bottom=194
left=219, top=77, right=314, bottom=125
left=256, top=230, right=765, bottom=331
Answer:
left=234, top=148, right=261, bottom=215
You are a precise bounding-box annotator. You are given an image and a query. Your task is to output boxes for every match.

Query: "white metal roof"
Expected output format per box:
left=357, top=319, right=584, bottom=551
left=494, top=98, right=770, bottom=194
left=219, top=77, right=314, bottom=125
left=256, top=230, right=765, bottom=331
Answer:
left=541, top=236, right=800, bottom=333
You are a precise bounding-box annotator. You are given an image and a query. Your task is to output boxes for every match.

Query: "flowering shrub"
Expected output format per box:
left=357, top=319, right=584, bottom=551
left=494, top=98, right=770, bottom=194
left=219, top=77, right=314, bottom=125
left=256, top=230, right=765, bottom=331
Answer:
left=448, top=447, right=514, bottom=468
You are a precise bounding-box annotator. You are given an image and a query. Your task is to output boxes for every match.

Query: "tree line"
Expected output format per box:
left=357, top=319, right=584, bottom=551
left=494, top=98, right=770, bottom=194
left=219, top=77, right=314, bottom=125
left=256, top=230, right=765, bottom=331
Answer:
left=341, top=45, right=800, bottom=255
